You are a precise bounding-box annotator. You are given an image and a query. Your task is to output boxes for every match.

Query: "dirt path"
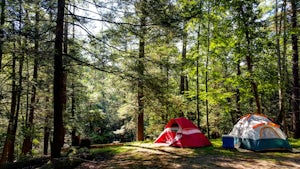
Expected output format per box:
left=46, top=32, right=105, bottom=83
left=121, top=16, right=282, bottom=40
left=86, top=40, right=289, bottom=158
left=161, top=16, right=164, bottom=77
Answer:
left=75, top=143, right=300, bottom=169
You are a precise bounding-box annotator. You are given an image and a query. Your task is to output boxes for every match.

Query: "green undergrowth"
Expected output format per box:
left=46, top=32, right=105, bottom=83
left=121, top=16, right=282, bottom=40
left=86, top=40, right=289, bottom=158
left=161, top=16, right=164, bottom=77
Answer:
left=289, top=138, right=300, bottom=149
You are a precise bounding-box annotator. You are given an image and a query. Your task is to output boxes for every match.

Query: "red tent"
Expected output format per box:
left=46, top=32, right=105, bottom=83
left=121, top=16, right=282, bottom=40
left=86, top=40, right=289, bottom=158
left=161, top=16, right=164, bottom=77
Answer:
left=154, top=117, right=211, bottom=148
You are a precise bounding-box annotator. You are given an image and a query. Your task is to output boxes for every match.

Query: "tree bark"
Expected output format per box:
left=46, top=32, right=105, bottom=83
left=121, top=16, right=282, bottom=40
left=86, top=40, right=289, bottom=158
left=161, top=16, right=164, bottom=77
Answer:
left=180, top=22, right=188, bottom=96
left=51, top=0, right=66, bottom=159
left=43, top=95, right=50, bottom=155
left=275, top=0, right=284, bottom=124
left=291, top=0, right=300, bottom=138
left=22, top=1, right=39, bottom=155
left=235, top=59, right=242, bottom=122
left=136, top=0, right=146, bottom=141
left=0, top=42, right=17, bottom=164
left=196, top=24, right=201, bottom=128
left=281, top=0, right=288, bottom=134
left=0, top=0, right=5, bottom=70
left=71, top=83, right=77, bottom=146
left=12, top=38, right=24, bottom=162
left=206, top=4, right=211, bottom=139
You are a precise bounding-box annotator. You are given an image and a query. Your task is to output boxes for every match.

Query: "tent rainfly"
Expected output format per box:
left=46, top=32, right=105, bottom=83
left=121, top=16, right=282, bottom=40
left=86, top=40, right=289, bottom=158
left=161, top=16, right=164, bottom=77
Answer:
left=154, top=117, right=211, bottom=148
left=224, top=113, right=291, bottom=151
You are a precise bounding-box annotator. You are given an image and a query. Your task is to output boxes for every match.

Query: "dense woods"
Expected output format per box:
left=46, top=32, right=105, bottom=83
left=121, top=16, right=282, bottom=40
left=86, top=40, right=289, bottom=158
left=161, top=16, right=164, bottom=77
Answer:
left=0, top=0, right=299, bottom=163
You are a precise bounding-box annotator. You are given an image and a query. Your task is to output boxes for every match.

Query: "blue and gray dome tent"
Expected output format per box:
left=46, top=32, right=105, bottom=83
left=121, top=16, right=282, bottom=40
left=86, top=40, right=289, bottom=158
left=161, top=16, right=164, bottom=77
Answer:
left=223, top=113, right=291, bottom=151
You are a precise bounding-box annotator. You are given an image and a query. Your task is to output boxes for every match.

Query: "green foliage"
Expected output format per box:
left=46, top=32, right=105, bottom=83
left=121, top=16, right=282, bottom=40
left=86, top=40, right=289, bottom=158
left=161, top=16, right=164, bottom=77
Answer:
left=289, top=138, right=300, bottom=149
left=0, top=0, right=298, bottom=159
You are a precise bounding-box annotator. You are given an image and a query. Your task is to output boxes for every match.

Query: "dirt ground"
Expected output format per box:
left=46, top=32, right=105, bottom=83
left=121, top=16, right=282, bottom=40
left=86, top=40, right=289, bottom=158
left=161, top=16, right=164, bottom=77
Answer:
left=74, top=143, right=300, bottom=169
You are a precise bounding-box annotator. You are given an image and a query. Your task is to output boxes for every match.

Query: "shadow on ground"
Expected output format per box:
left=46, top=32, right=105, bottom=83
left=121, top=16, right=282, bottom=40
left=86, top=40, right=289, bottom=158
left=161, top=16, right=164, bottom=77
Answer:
left=75, top=141, right=300, bottom=169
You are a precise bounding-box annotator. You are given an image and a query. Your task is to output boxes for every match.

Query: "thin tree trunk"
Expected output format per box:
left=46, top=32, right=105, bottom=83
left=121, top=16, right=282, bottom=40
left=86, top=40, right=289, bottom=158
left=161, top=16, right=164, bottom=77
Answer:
left=180, top=21, right=188, bottom=96
left=43, top=94, right=50, bottom=155
left=52, top=0, right=66, bottom=159
left=275, top=0, right=286, bottom=127
left=12, top=41, right=24, bottom=162
left=11, top=2, right=25, bottom=159
left=0, top=0, right=5, bottom=70
left=276, top=0, right=283, bottom=119
left=206, top=4, right=211, bottom=139
left=196, top=24, right=201, bottom=128
left=235, top=58, right=242, bottom=121
left=236, top=2, right=262, bottom=114
left=70, top=4, right=77, bottom=146
left=282, top=0, right=288, bottom=134
left=22, top=2, right=39, bottom=155
left=291, top=0, right=300, bottom=138
left=71, top=83, right=77, bottom=146
left=244, top=24, right=261, bottom=114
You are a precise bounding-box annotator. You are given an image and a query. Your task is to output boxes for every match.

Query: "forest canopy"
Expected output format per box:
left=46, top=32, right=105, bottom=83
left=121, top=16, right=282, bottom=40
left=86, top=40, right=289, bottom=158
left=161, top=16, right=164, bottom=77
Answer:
left=0, top=0, right=299, bottom=162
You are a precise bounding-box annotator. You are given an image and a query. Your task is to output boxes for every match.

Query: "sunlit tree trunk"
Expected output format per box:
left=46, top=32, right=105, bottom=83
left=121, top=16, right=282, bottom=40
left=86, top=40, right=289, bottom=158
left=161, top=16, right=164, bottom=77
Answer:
left=276, top=0, right=283, bottom=120
left=13, top=34, right=25, bottom=162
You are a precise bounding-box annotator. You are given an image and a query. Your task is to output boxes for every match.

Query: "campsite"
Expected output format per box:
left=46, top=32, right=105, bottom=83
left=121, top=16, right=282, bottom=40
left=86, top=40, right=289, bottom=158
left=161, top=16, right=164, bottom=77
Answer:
left=75, top=139, right=300, bottom=169
left=2, top=139, right=300, bottom=169
left=0, top=0, right=300, bottom=168
left=1, top=116, right=300, bottom=168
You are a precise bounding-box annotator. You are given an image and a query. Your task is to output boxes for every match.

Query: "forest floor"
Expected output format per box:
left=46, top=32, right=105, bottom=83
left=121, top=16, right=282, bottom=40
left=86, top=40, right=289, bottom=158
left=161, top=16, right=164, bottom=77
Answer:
left=73, top=139, right=300, bottom=169
left=2, top=139, right=300, bottom=169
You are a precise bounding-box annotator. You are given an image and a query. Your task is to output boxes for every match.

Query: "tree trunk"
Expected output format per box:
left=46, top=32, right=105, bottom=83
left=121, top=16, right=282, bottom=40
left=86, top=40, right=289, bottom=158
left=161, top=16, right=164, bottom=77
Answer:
left=136, top=1, right=146, bottom=141
left=52, top=0, right=66, bottom=159
left=0, top=0, right=5, bottom=70
left=236, top=59, right=242, bottom=120
left=22, top=2, right=39, bottom=155
left=196, top=24, right=201, bottom=128
left=71, top=83, right=77, bottom=146
left=180, top=22, right=188, bottom=96
left=291, top=0, right=300, bottom=138
left=70, top=5, right=77, bottom=146
left=281, top=0, right=288, bottom=134
left=12, top=41, right=24, bottom=162
left=275, top=0, right=287, bottom=128
left=0, top=42, right=17, bottom=164
left=244, top=25, right=261, bottom=114
left=43, top=95, right=50, bottom=155
left=206, top=4, right=211, bottom=139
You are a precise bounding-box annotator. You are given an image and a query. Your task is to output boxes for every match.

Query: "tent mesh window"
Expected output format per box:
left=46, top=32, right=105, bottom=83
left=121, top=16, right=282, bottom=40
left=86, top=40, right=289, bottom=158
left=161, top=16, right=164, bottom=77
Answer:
left=260, top=126, right=280, bottom=138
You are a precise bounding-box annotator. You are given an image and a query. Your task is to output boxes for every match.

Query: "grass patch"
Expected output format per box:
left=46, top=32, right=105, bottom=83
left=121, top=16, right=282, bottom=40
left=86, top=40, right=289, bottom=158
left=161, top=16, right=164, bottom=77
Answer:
left=289, top=138, right=300, bottom=149
left=90, top=145, right=129, bottom=156
left=193, top=139, right=236, bottom=157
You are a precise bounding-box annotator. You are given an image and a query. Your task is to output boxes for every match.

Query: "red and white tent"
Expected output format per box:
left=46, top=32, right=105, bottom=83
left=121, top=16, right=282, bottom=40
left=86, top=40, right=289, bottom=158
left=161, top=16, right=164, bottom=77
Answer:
left=154, top=117, right=211, bottom=148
